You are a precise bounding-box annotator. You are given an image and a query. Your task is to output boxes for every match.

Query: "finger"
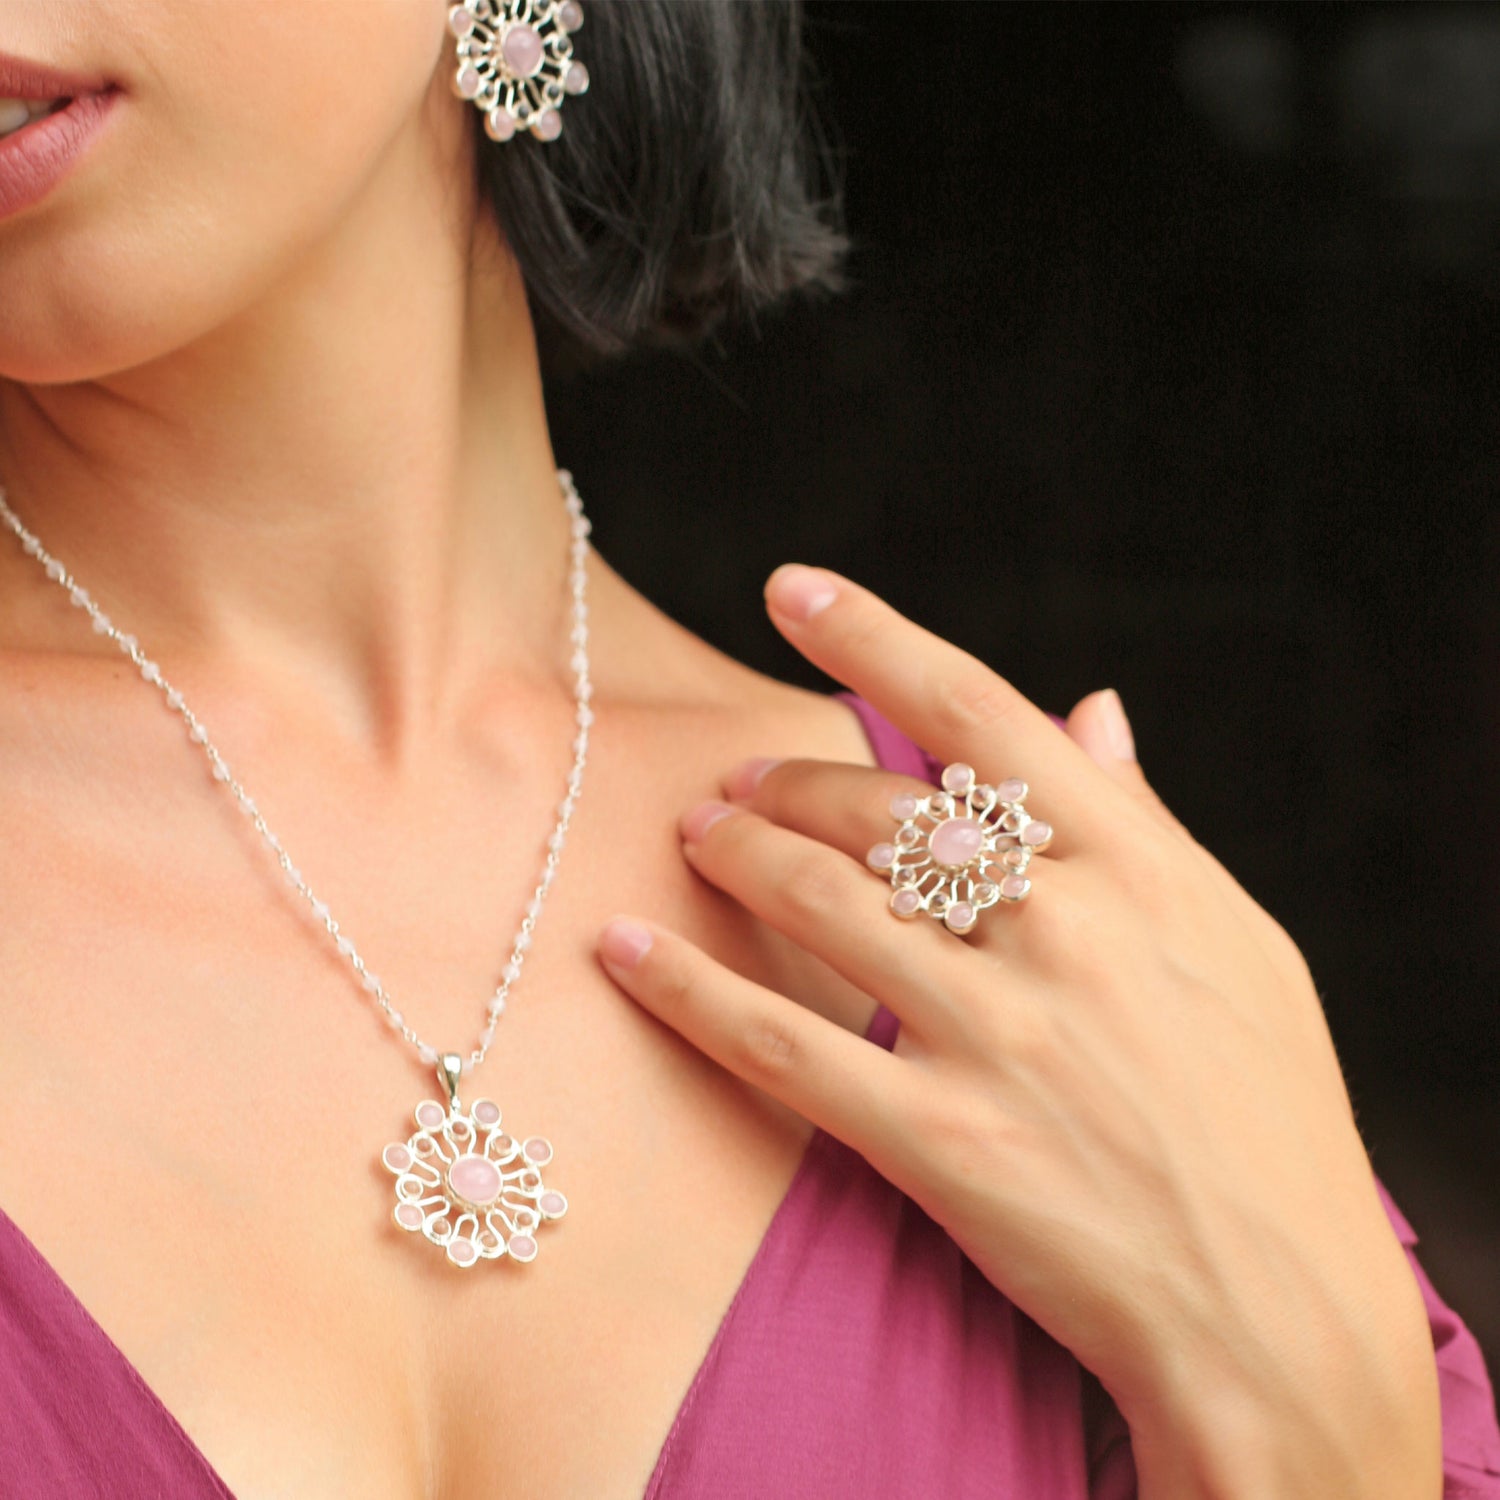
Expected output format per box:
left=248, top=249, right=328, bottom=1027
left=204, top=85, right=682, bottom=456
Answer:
left=762, top=565, right=1114, bottom=843
left=723, top=756, right=938, bottom=865
left=1064, top=689, right=1178, bottom=833
left=677, top=799, right=984, bottom=1045
left=1064, top=687, right=1300, bottom=961
left=596, top=915, right=918, bottom=1173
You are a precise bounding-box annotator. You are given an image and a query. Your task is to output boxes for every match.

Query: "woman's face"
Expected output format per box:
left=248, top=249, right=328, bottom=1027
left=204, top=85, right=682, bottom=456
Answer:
left=0, top=0, right=461, bottom=384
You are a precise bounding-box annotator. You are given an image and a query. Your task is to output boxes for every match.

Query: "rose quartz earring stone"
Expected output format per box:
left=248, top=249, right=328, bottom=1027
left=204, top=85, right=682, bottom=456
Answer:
left=502, top=23, right=545, bottom=77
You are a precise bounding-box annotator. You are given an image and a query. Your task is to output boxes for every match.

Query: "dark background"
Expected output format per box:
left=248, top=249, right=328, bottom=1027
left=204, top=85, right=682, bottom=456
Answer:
left=547, top=3, right=1500, bottom=1375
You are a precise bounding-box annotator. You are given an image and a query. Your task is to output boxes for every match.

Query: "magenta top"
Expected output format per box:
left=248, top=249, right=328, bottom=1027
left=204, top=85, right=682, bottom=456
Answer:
left=2, top=693, right=1497, bottom=1498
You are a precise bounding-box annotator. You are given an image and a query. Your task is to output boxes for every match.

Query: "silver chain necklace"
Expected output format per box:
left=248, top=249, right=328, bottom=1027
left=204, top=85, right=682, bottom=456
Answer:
left=0, top=469, right=591, bottom=1269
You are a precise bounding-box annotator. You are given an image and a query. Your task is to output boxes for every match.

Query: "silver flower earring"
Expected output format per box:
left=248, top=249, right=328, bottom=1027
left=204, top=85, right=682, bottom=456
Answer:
left=449, top=0, right=589, bottom=144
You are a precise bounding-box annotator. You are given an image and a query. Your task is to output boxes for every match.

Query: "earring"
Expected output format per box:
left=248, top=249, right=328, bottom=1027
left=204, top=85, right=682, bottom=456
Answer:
left=449, top=0, right=589, bottom=144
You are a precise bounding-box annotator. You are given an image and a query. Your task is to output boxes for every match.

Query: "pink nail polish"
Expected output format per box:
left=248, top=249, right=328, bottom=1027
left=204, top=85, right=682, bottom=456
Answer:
left=599, top=918, right=653, bottom=968
left=681, top=800, right=735, bottom=843
left=766, top=565, right=837, bottom=623
left=725, top=756, right=781, bottom=801
left=1100, top=688, right=1136, bottom=762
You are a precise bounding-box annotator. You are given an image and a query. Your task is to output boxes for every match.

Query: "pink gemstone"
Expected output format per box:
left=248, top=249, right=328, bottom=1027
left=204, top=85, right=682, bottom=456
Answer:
left=485, top=109, right=516, bottom=142
left=889, top=792, right=919, bottom=821
left=890, top=888, right=922, bottom=918
left=940, top=763, right=974, bottom=794
left=557, top=0, right=584, bottom=30
left=502, top=23, right=545, bottom=77
left=472, top=1099, right=501, bottom=1126
left=523, top=1137, right=553, bottom=1165
left=945, top=901, right=977, bottom=933
left=381, top=1143, right=412, bottom=1174
left=928, top=817, right=984, bottom=869
left=447, top=1237, right=478, bottom=1266
left=1020, top=820, right=1052, bottom=847
left=508, top=1233, right=538, bottom=1261
left=448, top=1154, right=503, bottom=1205
left=416, top=1101, right=446, bottom=1129
left=447, top=5, right=475, bottom=36
left=564, top=61, right=589, bottom=95
left=1000, top=874, right=1031, bottom=901
left=539, top=1190, right=567, bottom=1217
left=997, top=778, right=1027, bottom=803
left=866, top=842, right=896, bottom=871
left=394, top=1202, right=424, bottom=1230
left=532, top=109, right=562, bottom=141
left=455, top=65, right=481, bottom=99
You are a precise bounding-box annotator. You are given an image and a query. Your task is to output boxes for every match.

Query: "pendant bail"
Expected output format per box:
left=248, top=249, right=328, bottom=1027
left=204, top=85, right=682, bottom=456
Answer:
left=437, top=1051, right=464, bottom=1111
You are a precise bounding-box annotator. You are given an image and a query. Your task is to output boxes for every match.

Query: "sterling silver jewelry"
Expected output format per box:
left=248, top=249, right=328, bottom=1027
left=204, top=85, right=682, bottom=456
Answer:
left=866, top=763, right=1054, bottom=935
left=0, top=470, right=593, bottom=1269
left=450, top=0, right=590, bottom=144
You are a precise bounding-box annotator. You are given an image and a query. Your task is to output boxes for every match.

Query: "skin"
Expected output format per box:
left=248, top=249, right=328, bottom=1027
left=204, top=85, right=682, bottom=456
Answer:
left=0, top=4, right=1441, bottom=1499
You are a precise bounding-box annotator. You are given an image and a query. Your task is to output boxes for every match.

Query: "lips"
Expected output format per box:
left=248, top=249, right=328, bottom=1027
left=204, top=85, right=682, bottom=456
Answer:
left=0, top=48, right=114, bottom=105
left=0, top=50, right=118, bottom=220
left=0, top=98, right=72, bottom=141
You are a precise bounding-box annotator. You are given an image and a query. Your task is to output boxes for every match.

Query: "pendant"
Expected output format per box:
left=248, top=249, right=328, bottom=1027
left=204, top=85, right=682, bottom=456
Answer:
left=380, top=1051, right=567, bottom=1268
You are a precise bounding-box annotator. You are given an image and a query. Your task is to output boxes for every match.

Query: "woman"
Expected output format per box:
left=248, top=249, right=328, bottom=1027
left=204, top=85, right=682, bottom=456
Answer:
left=0, top=3, right=1494, bottom=1497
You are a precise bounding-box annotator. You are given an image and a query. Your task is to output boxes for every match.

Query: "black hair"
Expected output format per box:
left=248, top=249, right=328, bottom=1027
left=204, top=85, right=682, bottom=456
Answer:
left=473, top=0, right=849, bottom=372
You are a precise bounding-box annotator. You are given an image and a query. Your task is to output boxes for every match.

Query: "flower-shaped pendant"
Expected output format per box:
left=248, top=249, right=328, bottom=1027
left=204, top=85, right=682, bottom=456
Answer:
left=380, top=1051, right=567, bottom=1268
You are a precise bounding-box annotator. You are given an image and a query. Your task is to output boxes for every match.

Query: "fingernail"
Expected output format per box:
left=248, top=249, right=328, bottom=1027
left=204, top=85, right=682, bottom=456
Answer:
left=681, top=800, right=735, bottom=844
left=766, top=564, right=838, bottom=623
left=1100, top=688, right=1136, bottom=762
left=725, top=756, right=781, bottom=802
left=599, top=917, right=653, bottom=969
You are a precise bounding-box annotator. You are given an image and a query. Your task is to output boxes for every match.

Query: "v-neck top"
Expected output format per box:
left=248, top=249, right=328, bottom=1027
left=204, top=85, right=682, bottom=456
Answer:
left=1, top=693, right=1497, bottom=1498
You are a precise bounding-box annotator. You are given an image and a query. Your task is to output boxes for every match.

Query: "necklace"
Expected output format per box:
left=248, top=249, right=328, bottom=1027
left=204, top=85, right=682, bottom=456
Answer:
left=0, top=469, right=592, bottom=1269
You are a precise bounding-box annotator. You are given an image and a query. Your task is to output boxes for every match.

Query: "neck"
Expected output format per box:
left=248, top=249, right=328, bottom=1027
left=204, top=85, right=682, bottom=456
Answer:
left=0, top=108, right=574, bottom=755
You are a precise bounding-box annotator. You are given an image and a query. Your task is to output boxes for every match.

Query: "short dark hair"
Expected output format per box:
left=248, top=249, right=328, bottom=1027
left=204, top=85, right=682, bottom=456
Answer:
left=472, top=0, right=849, bottom=372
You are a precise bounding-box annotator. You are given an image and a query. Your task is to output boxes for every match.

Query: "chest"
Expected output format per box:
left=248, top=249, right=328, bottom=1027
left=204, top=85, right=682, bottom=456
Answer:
left=0, top=711, right=876, bottom=1499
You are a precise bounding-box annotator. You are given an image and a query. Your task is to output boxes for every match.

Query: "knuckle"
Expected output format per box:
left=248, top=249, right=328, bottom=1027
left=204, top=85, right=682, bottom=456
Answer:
left=909, top=1087, right=1010, bottom=1193
left=776, top=845, right=854, bottom=923
left=735, top=1012, right=802, bottom=1082
left=929, top=661, right=1018, bottom=742
left=652, top=954, right=698, bottom=1016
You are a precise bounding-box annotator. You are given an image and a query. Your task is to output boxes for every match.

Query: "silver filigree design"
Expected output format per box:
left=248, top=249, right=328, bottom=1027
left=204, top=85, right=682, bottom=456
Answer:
left=383, top=1080, right=567, bottom=1269
left=867, top=763, right=1055, bottom=934
left=449, top=0, right=589, bottom=143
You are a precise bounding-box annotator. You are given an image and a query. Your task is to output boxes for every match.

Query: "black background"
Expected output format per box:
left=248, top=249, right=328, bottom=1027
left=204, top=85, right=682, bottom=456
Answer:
left=548, top=3, right=1500, bottom=1374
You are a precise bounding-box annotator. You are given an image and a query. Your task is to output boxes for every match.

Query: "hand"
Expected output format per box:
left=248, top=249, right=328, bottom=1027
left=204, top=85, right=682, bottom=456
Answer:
left=596, top=564, right=1441, bottom=1498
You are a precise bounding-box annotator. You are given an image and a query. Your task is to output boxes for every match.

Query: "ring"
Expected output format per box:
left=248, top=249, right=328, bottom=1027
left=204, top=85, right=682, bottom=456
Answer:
left=865, top=763, right=1054, bottom=935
